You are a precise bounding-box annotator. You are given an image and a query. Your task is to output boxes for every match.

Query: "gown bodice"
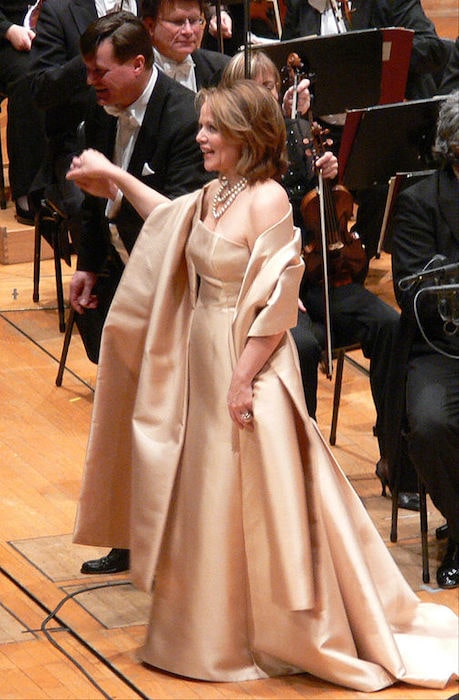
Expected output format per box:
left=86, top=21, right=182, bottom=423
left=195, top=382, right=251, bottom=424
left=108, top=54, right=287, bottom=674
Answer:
left=186, top=221, right=250, bottom=309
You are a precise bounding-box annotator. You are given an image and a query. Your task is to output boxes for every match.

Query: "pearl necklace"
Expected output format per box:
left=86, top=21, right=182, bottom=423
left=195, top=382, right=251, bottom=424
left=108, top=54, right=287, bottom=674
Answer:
left=211, top=176, right=248, bottom=220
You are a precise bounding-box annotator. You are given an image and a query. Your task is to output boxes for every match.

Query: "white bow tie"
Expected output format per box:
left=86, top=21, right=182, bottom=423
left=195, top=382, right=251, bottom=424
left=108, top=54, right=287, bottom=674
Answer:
left=309, top=0, right=329, bottom=12
left=104, top=105, right=140, bottom=129
left=173, top=61, right=194, bottom=82
left=157, top=53, right=194, bottom=84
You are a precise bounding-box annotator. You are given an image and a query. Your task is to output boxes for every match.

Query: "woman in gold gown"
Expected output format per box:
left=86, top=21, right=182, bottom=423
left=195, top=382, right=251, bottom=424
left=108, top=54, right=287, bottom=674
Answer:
left=68, top=81, right=457, bottom=692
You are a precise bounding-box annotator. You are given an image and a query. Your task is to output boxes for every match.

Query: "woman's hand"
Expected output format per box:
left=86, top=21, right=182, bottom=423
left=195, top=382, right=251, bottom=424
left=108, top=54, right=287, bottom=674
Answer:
left=67, top=148, right=114, bottom=179
left=226, top=333, right=284, bottom=431
left=69, top=149, right=168, bottom=219
left=67, top=149, right=119, bottom=198
left=227, top=379, right=254, bottom=431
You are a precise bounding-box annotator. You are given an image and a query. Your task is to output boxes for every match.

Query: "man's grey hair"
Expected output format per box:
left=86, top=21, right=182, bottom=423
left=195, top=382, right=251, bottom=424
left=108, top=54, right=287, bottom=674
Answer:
left=433, top=91, right=459, bottom=167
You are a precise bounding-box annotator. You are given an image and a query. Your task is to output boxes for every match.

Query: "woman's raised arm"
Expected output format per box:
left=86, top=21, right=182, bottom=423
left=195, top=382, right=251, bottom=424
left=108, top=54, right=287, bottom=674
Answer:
left=67, top=149, right=169, bottom=220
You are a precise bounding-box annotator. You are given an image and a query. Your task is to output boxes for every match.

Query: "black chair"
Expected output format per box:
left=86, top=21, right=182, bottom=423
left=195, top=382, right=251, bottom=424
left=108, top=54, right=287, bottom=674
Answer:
left=322, top=343, right=368, bottom=445
left=390, top=469, right=430, bottom=584
left=55, top=306, right=76, bottom=386
left=55, top=259, right=122, bottom=385
left=0, top=96, right=7, bottom=209
left=329, top=338, right=432, bottom=584
left=33, top=121, right=85, bottom=334
left=33, top=197, right=72, bottom=333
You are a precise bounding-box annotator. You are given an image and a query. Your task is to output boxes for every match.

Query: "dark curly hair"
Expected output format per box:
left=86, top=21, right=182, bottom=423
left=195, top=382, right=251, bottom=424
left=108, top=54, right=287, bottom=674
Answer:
left=432, top=90, right=459, bottom=168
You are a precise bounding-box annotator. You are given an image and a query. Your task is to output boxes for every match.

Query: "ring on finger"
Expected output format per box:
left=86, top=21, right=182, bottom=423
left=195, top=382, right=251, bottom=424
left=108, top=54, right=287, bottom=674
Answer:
left=240, top=410, right=253, bottom=421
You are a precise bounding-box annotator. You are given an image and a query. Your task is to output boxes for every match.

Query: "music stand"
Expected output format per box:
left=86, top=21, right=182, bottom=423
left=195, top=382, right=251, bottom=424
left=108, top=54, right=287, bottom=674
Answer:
left=339, top=95, right=447, bottom=190
left=253, top=27, right=414, bottom=115
left=377, top=169, right=437, bottom=255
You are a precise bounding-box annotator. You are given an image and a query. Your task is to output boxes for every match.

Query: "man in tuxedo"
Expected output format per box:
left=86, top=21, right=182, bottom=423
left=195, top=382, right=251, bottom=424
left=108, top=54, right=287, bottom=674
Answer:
left=70, top=11, right=211, bottom=575
left=280, top=2, right=433, bottom=508
left=141, top=0, right=230, bottom=91
left=0, top=0, right=46, bottom=224
left=29, top=0, right=140, bottom=247
left=391, top=91, right=459, bottom=588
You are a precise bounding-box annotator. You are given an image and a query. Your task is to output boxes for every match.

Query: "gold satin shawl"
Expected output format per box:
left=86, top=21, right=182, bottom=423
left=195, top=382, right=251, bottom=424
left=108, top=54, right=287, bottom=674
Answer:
left=73, top=188, right=308, bottom=597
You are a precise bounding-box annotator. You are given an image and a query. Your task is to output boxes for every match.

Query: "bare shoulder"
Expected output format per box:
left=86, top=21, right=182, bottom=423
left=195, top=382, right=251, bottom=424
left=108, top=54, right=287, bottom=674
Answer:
left=247, top=180, right=291, bottom=241
left=250, top=179, right=289, bottom=213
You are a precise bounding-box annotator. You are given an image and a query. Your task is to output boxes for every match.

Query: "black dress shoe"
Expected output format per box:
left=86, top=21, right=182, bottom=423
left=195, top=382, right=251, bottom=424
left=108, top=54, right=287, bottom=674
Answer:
left=436, top=523, right=449, bottom=540
left=15, top=202, right=35, bottom=226
left=397, top=492, right=420, bottom=511
left=436, top=540, right=459, bottom=589
left=81, top=547, right=130, bottom=575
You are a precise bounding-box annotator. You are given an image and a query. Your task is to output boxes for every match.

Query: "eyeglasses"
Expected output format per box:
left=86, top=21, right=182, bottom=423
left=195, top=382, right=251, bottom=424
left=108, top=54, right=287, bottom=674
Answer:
left=158, top=16, right=205, bottom=30
left=262, top=80, right=279, bottom=92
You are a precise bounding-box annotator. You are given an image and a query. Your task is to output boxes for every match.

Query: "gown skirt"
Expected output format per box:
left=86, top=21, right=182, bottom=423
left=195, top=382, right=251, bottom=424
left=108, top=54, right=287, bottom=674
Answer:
left=140, top=222, right=458, bottom=691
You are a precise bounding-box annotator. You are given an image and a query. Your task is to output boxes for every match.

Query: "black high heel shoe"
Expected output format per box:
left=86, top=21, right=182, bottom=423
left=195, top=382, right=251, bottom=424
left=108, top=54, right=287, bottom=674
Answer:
left=375, top=458, right=420, bottom=511
left=375, top=458, right=390, bottom=497
left=436, top=523, right=449, bottom=540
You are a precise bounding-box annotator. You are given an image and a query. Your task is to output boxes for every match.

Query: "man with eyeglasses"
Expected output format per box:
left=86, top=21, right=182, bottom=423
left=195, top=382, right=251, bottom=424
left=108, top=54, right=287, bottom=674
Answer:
left=142, top=0, right=230, bottom=92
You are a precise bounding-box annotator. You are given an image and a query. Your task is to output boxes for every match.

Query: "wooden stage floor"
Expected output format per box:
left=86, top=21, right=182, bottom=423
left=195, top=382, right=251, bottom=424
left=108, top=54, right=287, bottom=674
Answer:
left=1, top=0, right=458, bottom=685
left=0, top=197, right=457, bottom=699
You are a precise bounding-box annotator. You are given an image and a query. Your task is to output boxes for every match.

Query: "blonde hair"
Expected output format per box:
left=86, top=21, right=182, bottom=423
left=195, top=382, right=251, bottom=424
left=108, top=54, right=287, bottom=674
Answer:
left=196, top=80, right=287, bottom=182
left=221, top=50, right=281, bottom=93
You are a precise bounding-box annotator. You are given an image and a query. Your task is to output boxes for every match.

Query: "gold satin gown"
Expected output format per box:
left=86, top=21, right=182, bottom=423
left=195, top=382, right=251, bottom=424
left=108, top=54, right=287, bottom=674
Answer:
left=140, top=221, right=458, bottom=691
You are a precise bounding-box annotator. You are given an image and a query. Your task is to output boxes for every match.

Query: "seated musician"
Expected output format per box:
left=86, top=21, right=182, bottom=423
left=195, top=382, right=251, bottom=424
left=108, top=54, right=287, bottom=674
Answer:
left=282, top=0, right=449, bottom=259
left=391, top=90, right=459, bottom=589
left=141, top=0, right=230, bottom=90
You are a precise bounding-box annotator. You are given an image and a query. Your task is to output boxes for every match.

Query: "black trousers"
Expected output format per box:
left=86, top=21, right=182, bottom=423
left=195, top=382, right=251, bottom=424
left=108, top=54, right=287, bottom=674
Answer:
left=75, top=254, right=124, bottom=364
left=292, top=282, right=400, bottom=451
left=290, top=309, right=323, bottom=420
left=0, top=42, right=46, bottom=200
left=406, top=352, right=459, bottom=542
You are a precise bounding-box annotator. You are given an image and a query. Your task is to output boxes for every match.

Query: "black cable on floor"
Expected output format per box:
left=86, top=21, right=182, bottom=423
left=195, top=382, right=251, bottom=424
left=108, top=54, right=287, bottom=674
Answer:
left=0, top=311, right=95, bottom=392
left=42, top=580, right=152, bottom=700
left=0, top=566, right=150, bottom=699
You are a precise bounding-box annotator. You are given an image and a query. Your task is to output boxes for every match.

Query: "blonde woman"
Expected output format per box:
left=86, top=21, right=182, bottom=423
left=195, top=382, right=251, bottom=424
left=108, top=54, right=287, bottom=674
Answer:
left=68, top=81, right=457, bottom=692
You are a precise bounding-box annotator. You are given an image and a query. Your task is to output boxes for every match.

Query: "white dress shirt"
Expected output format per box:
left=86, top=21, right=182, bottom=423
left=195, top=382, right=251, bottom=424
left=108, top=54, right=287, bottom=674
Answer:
left=154, top=49, right=198, bottom=92
left=95, top=0, right=137, bottom=17
left=104, top=67, right=159, bottom=262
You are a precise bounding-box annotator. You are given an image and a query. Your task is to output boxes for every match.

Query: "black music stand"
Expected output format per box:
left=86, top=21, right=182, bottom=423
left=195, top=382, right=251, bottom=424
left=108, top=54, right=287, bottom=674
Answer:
left=339, top=95, right=446, bottom=190
left=213, top=0, right=253, bottom=74
left=253, top=27, right=414, bottom=115
left=377, top=169, right=437, bottom=255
